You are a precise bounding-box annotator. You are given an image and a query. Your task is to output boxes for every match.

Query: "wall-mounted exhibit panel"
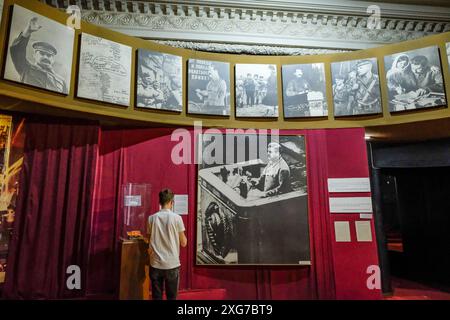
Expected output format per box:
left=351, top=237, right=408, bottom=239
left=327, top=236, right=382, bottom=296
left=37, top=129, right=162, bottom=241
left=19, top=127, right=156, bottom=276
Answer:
left=196, top=133, right=310, bottom=265
left=77, top=33, right=132, bottom=107
left=0, top=0, right=449, bottom=130
left=4, top=4, right=75, bottom=95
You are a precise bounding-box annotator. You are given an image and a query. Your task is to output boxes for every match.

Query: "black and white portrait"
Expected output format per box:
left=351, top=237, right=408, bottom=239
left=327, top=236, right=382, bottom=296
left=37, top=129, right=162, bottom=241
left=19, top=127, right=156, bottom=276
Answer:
left=136, top=50, right=183, bottom=112
left=77, top=33, right=132, bottom=106
left=446, top=43, right=450, bottom=72
left=282, top=63, right=328, bottom=118
left=188, top=59, right=230, bottom=116
left=235, top=64, right=279, bottom=118
left=331, top=58, right=382, bottom=116
left=197, top=133, right=310, bottom=265
left=4, top=5, right=75, bottom=94
left=385, top=46, right=446, bottom=112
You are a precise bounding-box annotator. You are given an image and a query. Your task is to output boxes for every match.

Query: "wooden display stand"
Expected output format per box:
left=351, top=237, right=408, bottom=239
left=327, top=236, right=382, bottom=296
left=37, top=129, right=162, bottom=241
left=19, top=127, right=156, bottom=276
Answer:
left=119, top=239, right=150, bottom=300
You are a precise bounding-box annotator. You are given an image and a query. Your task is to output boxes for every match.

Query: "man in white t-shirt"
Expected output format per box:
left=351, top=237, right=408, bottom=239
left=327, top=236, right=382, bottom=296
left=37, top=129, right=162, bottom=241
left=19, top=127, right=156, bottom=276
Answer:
left=147, top=188, right=187, bottom=300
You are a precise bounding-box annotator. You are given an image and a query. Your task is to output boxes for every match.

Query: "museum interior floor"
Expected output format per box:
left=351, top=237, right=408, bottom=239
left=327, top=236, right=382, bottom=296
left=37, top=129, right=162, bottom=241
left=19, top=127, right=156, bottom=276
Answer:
left=385, top=277, right=450, bottom=300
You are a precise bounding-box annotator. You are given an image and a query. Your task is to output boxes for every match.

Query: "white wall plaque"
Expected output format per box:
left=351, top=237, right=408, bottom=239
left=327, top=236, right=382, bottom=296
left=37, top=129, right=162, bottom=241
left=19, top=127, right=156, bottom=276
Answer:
left=355, top=221, right=373, bottom=242
left=124, top=195, right=141, bottom=207
left=334, top=221, right=351, bottom=242
left=174, top=194, right=188, bottom=215
left=329, top=197, right=373, bottom=213
left=327, top=178, right=371, bottom=193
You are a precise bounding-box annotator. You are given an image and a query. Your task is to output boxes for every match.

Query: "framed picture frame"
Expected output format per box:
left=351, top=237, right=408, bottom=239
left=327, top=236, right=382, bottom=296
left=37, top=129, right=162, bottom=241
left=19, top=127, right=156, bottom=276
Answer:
left=196, top=133, right=310, bottom=265
left=235, top=64, right=279, bottom=118
left=4, top=5, right=75, bottom=95
left=282, top=63, right=328, bottom=118
left=136, top=49, right=183, bottom=112
left=187, top=59, right=231, bottom=116
left=384, top=46, right=447, bottom=113
left=331, top=58, right=382, bottom=117
left=77, top=33, right=132, bottom=106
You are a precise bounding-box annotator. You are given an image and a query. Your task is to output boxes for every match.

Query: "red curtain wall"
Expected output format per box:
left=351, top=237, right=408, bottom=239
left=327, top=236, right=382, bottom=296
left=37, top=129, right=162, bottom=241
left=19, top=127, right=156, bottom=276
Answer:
left=87, top=127, right=380, bottom=299
left=2, top=119, right=99, bottom=299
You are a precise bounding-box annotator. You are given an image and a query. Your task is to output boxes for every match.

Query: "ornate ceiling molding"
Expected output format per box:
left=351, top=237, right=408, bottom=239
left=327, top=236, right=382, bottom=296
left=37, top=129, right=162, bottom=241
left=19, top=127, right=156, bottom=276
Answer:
left=37, top=0, right=450, bottom=52
left=153, top=40, right=348, bottom=55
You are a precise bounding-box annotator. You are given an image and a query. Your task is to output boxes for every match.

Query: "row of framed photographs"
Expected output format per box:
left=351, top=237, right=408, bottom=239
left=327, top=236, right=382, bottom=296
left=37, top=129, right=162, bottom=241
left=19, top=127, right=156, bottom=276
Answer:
left=3, top=5, right=450, bottom=118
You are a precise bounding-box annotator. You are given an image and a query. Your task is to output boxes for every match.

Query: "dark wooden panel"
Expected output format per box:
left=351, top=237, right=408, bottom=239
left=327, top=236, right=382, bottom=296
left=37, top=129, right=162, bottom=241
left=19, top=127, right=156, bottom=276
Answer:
left=119, top=240, right=150, bottom=300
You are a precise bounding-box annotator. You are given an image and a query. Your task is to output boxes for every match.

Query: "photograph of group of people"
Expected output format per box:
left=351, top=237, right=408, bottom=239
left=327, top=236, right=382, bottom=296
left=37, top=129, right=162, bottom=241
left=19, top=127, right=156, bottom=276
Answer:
left=3, top=4, right=449, bottom=118
left=384, top=46, right=446, bottom=112
left=137, top=50, right=183, bottom=112
left=235, top=64, right=279, bottom=118
left=331, top=58, right=382, bottom=116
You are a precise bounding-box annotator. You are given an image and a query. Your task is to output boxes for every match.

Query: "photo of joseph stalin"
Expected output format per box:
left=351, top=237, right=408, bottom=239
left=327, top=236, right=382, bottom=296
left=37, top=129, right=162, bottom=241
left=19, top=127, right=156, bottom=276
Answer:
left=9, top=17, right=68, bottom=94
left=250, top=142, right=292, bottom=197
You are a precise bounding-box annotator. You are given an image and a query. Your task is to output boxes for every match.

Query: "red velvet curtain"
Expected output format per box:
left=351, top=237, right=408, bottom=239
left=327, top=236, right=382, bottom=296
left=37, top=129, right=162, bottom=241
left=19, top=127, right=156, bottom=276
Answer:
left=88, top=127, right=337, bottom=299
left=2, top=118, right=99, bottom=299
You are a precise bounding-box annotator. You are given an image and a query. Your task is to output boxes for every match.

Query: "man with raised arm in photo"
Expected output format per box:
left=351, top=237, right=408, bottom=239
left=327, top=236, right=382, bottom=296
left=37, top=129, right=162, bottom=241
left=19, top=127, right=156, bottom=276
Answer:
left=147, top=189, right=187, bottom=300
left=9, top=17, right=68, bottom=94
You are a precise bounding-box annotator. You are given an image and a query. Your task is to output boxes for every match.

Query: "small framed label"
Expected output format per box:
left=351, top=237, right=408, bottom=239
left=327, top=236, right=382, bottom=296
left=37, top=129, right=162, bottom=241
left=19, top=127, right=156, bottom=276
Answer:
left=334, top=221, right=351, bottom=242
left=174, top=194, right=189, bottom=215
left=328, top=178, right=371, bottom=193
left=124, top=195, right=141, bottom=207
left=355, top=221, right=373, bottom=242
left=329, top=197, right=373, bottom=213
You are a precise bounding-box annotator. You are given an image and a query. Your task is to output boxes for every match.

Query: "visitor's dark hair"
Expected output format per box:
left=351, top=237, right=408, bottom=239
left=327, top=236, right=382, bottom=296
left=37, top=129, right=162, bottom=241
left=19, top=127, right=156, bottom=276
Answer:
left=159, top=188, right=174, bottom=206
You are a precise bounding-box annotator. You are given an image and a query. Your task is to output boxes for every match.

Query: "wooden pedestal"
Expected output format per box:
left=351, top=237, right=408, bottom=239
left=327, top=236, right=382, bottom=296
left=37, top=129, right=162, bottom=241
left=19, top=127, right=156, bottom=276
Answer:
left=119, top=239, right=150, bottom=300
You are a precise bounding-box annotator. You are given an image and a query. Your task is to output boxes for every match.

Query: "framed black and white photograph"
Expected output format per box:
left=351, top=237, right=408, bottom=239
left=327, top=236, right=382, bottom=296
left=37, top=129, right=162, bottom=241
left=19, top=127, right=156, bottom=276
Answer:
left=4, top=5, right=75, bottom=95
left=331, top=58, right=382, bottom=117
left=136, top=49, right=183, bottom=112
left=188, top=59, right=230, bottom=116
left=77, top=33, right=132, bottom=106
left=385, top=46, right=446, bottom=112
left=196, top=133, right=310, bottom=265
left=282, top=63, right=328, bottom=118
left=446, top=43, right=450, bottom=72
left=235, top=64, right=279, bottom=118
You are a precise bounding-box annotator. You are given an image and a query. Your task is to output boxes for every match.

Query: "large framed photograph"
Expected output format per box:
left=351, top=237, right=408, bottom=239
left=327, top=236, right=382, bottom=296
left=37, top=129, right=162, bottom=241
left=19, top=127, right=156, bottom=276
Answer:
left=0, top=114, right=25, bottom=284
left=235, top=64, right=279, bottom=118
left=446, top=43, right=450, bottom=72
left=282, top=63, right=328, bottom=118
left=77, top=33, right=132, bottom=106
left=331, top=58, right=382, bottom=116
left=4, top=5, right=75, bottom=94
left=136, top=50, right=182, bottom=112
left=188, top=59, right=230, bottom=116
left=385, top=46, right=446, bottom=112
left=196, top=133, right=310, bottom=265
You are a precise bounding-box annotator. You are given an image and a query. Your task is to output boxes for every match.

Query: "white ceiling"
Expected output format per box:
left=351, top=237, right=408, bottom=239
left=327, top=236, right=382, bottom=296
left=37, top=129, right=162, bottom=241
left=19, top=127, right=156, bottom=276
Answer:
left=151, top=0, right=450, bottom=19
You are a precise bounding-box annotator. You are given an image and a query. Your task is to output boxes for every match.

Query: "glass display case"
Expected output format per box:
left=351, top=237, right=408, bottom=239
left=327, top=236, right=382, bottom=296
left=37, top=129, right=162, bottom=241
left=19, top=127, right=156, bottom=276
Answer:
left=121, top=183, right=151, bottom=241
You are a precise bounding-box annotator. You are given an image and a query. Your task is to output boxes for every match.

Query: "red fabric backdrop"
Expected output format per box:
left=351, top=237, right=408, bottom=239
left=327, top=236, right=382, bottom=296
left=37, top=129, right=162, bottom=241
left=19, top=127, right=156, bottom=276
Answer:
left=87, top=126, right=382, bottom=300
left=2, top=119, right=99, bottom=299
